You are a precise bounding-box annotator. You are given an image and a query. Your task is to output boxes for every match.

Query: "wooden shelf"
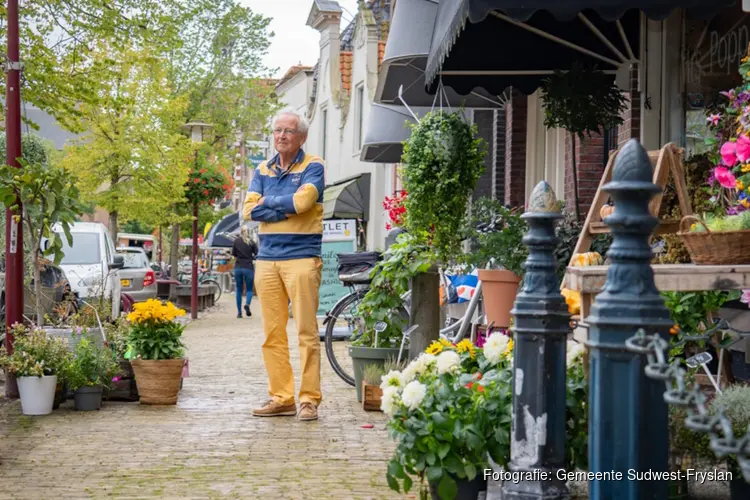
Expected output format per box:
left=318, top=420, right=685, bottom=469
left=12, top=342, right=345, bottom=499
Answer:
left=588, top=220, right=681, bottom=235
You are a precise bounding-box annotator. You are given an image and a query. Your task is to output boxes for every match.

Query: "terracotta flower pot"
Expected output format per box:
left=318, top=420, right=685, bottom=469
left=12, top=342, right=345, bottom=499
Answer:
left=477, top=269, right=521, bottom=329
left=130, top=358, right=185, bottom=405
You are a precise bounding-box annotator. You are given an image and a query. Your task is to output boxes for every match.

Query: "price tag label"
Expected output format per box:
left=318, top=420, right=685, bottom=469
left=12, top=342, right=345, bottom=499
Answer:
left=9, top=218, right=17, bottom=254
left=686, top=351, right=713, bottom=368
left=374, top=321, right=387, bottom=333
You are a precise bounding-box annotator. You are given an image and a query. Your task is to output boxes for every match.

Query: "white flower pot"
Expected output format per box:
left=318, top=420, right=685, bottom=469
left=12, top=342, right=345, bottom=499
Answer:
left=17, top=375, right=58, bottom=415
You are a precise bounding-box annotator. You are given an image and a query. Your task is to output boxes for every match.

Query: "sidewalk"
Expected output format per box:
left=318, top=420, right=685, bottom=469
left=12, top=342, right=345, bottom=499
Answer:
left=0, top=297, right=402, bottom=499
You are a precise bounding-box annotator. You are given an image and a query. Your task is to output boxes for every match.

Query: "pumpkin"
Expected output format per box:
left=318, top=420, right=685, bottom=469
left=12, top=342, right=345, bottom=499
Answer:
left=571, top=252, right=603, bottom=267
left=600, top=204, right=615, bottom=219
left=561, top=288, right=581, bottom=315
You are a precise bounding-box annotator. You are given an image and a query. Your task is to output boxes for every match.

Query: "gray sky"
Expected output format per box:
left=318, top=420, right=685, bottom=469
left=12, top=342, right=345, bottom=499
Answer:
left=240, top=0, right=360, bottom=79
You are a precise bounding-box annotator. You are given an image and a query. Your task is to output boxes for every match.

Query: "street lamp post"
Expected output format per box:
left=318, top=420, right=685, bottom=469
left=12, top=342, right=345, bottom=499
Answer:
left=4, top=0, right=23, bottom=398
left=182, top=122, right=213, bottom=320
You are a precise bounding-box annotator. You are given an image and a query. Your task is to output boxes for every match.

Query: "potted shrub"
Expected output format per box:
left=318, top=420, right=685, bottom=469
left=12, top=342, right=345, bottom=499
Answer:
left=126, top=298, right=187, bottom=405
left=64, top=335, right=119, bottom=411
left=707, top=385, right=750, bottom=498
left=466, top=197, right=528, bottom=328
left=0, top=324, right=71, bottom=415
left=383, top=333, right=514, bottom=499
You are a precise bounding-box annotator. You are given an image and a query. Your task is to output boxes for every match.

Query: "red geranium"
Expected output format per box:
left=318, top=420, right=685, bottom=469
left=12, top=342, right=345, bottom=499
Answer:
left=383, top=191, right=407, bottom=230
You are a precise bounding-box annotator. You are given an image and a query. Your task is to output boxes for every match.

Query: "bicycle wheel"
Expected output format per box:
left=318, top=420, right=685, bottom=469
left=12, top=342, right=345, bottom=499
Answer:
left=202, top=279, right=222, bottom=303
left=324, top=289, right=368, bottom=387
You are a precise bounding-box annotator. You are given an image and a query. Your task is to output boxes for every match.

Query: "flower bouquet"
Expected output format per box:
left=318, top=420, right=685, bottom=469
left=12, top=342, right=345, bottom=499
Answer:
left=679, top=49, right=750, bottom=264
left=382, top=334, right=514, bottom=500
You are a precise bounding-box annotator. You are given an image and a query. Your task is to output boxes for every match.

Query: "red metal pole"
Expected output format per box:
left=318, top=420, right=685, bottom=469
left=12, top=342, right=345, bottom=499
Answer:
left=4, top=0, right=23, bottom=398
left=191, top=203, right=198, bottom=319
left=158, top=225, right=163, bottom=267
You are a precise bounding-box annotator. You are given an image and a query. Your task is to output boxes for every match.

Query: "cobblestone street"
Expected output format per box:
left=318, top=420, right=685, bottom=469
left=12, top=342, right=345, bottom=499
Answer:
left=0, top=297, right=402, bottom=499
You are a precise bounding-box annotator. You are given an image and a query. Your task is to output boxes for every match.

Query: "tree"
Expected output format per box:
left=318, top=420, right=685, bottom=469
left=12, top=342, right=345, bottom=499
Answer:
left=60, top=44, right=193, bottom=241
left=0, top=154, right=89, bottom=325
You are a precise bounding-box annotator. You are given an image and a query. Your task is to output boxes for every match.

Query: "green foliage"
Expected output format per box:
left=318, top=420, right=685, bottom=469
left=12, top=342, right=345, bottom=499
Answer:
left=104, top=318, right=132, bottom=360
left=121, top=220, right=156, bottom=235
left=401, top=112, right=486, bottom=264
left=688, top=211, right=750, bottom=232
left=465, top=197, right=528, bottom=276
left=127, top=319, right=186, bottom=360
left=565, top=347, right=588, bottom=471
left=63, top=336, right=119, bottom=390
left=354, top=232, right=436, bottom=348
left=0, top=133, right=55, bottom=169
left=540, top=63, right=628, bottom=140
left=663, top=290, right=740, bottom=357
left=0, top=324, right=71, bottom=378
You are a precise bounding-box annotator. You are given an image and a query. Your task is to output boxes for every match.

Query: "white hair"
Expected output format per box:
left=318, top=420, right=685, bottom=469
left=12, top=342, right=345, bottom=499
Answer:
left=272, top=107, right=310, bottom=135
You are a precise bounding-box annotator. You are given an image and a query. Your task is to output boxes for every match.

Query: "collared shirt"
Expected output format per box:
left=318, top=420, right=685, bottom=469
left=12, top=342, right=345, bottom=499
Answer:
left=242, top=148, right=325, bottom=261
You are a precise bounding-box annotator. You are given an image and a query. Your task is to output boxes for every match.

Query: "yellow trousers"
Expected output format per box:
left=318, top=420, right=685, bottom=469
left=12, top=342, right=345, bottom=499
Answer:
left=255, top=257, right=323, bottom=407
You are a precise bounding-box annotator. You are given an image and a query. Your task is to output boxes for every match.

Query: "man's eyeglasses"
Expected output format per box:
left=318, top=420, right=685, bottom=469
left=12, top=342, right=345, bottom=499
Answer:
left=273, top=128, right=298, bottom=136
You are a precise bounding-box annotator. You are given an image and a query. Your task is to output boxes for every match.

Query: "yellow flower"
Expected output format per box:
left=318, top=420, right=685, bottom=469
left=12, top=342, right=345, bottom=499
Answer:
left=744, top=56, right=749, bottom=63
left=439, top=338, right=452, bottom=348
left=426, top=341, right=444, bottom=355
left=455, top=339, right=476, bottom=358
left=738, top=180, right=746, bottom=191
left=742, top=164, right=750, bottom=173
left=503, top=338, right=514, bottom=357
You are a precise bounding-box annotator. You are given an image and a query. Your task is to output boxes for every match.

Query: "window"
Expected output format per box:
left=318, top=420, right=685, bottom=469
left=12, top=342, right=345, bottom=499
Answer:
left=356, top=84, right=365, bottom=151
left=322, top=109, right=328, bottom=160
left=57, top=232, right=101, bottom=265
left=119, top=252, right=149, bottom=269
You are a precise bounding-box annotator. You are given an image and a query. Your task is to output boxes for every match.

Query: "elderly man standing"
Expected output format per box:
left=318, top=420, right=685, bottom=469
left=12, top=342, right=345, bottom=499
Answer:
left=243, top=108, right=325, bottom=421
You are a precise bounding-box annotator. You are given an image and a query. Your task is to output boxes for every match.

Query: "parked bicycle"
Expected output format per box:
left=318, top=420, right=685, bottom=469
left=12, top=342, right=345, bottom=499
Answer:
left=323, top=251, right=486, bottom=386
left=177, top=269, right=223, bottom=303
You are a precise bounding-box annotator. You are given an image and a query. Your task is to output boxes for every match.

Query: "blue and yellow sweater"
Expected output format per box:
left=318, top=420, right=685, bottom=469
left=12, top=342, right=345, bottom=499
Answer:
left=242, top=149, right=325, bottom=261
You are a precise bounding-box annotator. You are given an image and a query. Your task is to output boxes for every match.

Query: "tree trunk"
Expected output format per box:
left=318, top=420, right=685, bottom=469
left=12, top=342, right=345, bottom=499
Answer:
left=570, top=132, right=581, bottom=220
left=169, top=222, right=180, bottom=299
left=109, top=210, right=118, bottom=244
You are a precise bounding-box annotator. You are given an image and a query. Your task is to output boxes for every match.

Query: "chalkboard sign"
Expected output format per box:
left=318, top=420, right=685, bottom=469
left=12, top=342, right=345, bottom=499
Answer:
left=686, top=351, right=713, bottom=368
left=317, top=219, right=357, bottom=317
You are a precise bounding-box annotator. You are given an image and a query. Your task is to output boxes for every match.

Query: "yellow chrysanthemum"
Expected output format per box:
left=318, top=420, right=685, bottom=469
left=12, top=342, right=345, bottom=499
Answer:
left=503, top=338, right=514, bottom=357
left=738, top=180, right=746, bottom=191
left=425, top=341, right=444, bottom=355
left=742, top=164, right=750, bottom=173
left=127, top=299, right=185, bottom=324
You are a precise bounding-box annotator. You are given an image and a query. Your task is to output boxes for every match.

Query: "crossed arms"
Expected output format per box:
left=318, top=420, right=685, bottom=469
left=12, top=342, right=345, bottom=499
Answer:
left=243, top=162, right=325, bottom=223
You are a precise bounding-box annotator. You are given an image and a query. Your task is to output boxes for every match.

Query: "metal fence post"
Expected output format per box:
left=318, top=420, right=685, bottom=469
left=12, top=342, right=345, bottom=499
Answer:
left=586, top=139, right=673, bottom=499
left=501, top=181, right=570, bottom=500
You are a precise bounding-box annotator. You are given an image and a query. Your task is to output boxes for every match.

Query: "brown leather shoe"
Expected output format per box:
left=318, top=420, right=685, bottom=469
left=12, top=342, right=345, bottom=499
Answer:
left=252, top=399, right=297, bottom=417
left=297, top=402, right=318, bottom=421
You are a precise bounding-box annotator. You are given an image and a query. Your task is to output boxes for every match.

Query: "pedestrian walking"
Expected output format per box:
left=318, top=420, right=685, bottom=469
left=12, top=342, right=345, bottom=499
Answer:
left=231, top=226, right=258, bottom=319
left=242, top=107, right=325, bottom=421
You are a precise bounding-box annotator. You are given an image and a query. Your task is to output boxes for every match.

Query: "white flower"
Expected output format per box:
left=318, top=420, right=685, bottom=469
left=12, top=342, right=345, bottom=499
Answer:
left=402, top=353, right=436, bottom=382
left=436, top=350, right=461, bottom=375
left=381, top=386, right=401, bottom=416
left=484, top=332, right=510, bottom=365
left=380, top=370, right=405, bottom=391
left=566, top=342, right=585, bottom=366
left=401, top=380, right=427, bottom=411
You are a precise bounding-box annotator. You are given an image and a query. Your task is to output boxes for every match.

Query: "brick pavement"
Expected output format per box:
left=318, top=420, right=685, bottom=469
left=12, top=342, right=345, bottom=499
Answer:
left=0, top=297, right=404, bottom=499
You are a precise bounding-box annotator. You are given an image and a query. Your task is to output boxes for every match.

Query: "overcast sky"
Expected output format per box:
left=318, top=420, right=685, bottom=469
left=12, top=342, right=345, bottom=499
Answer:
left=240, top=0, right=361, bottom=79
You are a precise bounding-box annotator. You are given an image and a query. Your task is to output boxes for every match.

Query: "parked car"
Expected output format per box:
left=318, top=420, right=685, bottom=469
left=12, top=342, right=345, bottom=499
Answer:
left=52, top=222, right=124, bottom=320
left=0, top=258, right=79, bottom=345
left=116, top=247, right=157, bottom=303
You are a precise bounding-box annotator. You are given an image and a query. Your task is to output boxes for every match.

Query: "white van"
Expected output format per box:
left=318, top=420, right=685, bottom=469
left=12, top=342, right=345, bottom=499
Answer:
left=53, top=222, right=124, bottom=319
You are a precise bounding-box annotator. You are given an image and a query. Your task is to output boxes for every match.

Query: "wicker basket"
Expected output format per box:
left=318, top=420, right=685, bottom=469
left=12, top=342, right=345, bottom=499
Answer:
left=677, top=215, right=750, bottom=265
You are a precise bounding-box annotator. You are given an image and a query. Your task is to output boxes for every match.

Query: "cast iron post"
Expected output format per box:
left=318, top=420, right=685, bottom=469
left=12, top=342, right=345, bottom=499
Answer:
left=586, top=139, right=673, bottom=500
left=501, top=181, right=570, bottom=500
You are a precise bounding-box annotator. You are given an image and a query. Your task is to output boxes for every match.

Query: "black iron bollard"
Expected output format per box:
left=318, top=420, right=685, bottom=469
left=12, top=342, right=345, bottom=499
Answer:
left=586, top=139, right=673, bottom=500
left=501, top=181, right=570, bottom=500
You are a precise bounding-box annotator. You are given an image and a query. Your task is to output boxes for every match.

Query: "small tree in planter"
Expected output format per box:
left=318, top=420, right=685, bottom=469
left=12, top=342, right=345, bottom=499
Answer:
left=126, top=299, right=187, bottom=405
left=540, top=63, right=627, bottom=220
left=0, top=149, right=89, bottom=325
left=0, top=324, right=71, bottom=415
left=64, top=335, right=119, bottom=411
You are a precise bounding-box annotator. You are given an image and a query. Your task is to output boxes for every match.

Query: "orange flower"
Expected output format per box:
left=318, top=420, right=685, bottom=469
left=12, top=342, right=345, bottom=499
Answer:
left=669, top=324, right=680, bottom=336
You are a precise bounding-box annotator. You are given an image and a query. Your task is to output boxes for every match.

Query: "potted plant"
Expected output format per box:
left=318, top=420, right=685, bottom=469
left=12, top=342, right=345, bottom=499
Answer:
left=466, top=197, right=528, bottom=328
left=64, top=334, right=119, bottom=411
left=126, top=298, right=187, bottom=405
left=383, top=332, right=514, bottom=499
left=707, top=385, right=750, bottom=498
left=0, top=324, right=71, bottom=415
left=103, top=317, right=139, bottom=401
left=362, top=364, right=385, bottom=411
left=352, top=232, right=434, bottom=402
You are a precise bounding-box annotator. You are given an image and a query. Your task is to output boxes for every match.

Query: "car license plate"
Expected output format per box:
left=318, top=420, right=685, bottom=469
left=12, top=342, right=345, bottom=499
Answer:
left=121, top=279, right=131, bottom=287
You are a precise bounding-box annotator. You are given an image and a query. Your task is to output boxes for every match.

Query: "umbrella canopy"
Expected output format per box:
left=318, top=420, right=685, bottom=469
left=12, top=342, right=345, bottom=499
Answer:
left=425, top=0, right=735, bottom=97
left=360, top=104, right=431, bottom=163
left=376, top=0, right=508, bottom=108
left=322, top=174, right=371, bottom=220
left=204, top=211, right=257, bottom=248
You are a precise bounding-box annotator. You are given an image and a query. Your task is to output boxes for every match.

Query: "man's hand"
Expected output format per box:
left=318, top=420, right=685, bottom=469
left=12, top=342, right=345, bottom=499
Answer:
left=258, top=197, right=265, bottom=206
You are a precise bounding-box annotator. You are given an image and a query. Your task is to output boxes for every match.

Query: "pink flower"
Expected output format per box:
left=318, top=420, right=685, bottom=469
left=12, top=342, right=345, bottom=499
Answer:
left=707, top=113, right=722, bottom=126
left=721, top=89, right=737, bottom=101
left=714, top=166, right=738, bottom=189
left=112, top=376, right=121, bottom=382
left=742, top=290, right=750, bottom=307
left=721, top=141, right=738, bottom=166
left=737, top=135, right=750, bottom=162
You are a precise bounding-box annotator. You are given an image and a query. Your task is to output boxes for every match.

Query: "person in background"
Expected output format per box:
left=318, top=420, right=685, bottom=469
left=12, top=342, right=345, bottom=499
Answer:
left=242, top=107, right=325, bottom=422
left=231, top=226, right=258, bottom=319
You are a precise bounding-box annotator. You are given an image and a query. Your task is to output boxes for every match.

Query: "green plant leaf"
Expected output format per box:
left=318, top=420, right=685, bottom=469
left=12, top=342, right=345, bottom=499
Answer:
left=437, top=473, right=458, bottom=500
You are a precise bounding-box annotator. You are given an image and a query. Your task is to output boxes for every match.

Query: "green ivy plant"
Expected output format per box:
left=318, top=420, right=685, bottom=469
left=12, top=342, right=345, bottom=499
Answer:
left=540, top=63, right=628, bottom=219
left=464, top=197, right=528, bottom=277
left=354, top=232, right=436, bottom=348
left=401, top=111, right=486, bottom=264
